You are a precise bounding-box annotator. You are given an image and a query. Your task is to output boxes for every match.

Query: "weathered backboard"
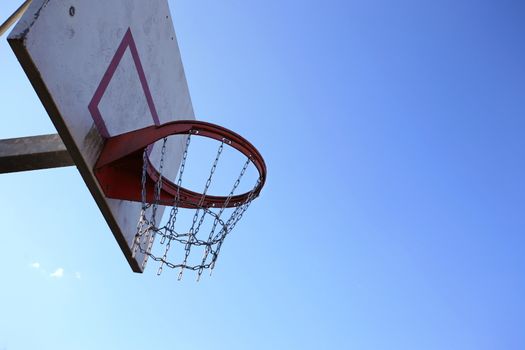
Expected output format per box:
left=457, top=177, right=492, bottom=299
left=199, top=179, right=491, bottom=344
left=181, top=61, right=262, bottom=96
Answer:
left=8, top=0, right=194, bottom=272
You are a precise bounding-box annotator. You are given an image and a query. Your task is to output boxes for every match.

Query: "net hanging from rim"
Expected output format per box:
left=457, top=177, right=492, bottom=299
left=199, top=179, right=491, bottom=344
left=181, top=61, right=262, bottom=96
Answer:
left=131, top=127, right=263, bottom=280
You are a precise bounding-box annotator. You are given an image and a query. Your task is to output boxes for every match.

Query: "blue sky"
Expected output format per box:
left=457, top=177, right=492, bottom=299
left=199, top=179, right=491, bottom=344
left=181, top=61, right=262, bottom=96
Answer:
left=1, top=0, right=525, bottom=349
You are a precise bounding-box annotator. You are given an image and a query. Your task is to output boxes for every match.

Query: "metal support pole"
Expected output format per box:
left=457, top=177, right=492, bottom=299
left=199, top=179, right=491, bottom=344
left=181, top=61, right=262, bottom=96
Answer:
left=0, top=0, right=32, bottom=37
left=0, top=134, right=73, bottom=173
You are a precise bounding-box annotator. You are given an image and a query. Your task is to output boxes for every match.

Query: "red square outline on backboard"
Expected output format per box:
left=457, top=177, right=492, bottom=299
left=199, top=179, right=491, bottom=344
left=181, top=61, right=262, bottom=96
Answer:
left=88, top=28, right=160, bottom=137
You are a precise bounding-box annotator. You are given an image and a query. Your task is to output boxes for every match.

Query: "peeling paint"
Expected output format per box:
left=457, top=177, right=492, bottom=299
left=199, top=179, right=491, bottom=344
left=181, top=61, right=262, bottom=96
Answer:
left=11, top=0, right=51, bottom=40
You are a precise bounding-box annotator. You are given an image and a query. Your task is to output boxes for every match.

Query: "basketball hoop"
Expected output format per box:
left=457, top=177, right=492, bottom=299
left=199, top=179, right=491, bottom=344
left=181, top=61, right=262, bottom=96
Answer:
left=94, top=120, right=266, bottom=279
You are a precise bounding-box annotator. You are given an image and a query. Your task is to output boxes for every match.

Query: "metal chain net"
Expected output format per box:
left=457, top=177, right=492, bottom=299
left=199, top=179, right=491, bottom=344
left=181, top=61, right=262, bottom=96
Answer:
left=132, top=133, right=260, bottom=280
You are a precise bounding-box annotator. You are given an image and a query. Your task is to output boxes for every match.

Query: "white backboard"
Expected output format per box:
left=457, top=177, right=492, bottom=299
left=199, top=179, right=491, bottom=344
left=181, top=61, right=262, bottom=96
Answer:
left=8, top=0, right=194, bottom=272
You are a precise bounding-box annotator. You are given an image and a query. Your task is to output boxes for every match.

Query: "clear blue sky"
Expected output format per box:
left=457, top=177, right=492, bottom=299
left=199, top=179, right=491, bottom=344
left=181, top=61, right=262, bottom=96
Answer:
left=1, top=1, right=525, bottom=349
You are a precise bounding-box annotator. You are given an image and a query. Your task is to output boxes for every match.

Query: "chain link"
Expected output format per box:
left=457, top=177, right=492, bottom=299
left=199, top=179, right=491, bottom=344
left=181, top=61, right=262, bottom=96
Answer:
left=196, top=157, right=252, bottom=279
left=132, top=131, right=260, bottom=280
left=178, top=140, right=224, bottom=280
left=157, top=134, right=191, bottom=275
